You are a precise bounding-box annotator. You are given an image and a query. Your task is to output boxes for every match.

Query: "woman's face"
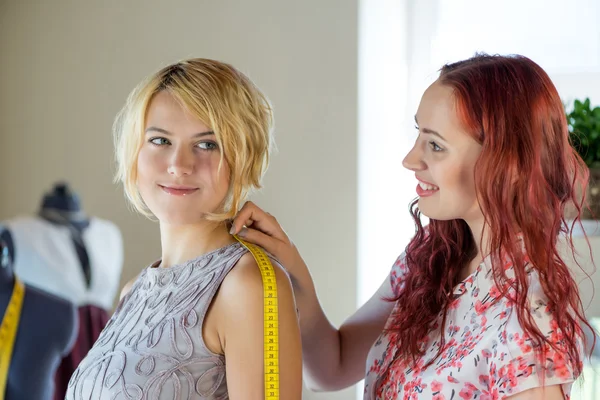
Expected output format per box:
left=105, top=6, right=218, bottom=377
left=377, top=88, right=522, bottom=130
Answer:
left=136, top=91, right=230, bottom=225
left=403, top=80, right=483, bottom=223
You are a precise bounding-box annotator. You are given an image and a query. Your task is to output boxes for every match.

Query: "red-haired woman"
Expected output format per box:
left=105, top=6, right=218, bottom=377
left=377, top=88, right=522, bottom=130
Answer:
left=230, top=53, right=594, bottom=399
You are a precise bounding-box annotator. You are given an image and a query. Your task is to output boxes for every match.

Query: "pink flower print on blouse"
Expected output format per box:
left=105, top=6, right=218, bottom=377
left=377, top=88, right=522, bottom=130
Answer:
left=363, top=251, right=582, bottom=399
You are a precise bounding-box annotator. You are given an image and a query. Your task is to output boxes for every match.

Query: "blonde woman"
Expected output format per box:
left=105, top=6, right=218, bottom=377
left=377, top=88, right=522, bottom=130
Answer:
left=66, top=59, right=302, bottom=399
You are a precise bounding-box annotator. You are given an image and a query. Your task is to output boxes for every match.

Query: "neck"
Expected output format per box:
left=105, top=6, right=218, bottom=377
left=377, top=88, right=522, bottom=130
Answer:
left=463, top=216, right=490, bottom=277
left=39, top=184, right=89, bottom=227
left=158, top=220, right=235, bottom=268
left=39, top=196, right=89, bottom=229
left=41, top=183, right=81, bottom=212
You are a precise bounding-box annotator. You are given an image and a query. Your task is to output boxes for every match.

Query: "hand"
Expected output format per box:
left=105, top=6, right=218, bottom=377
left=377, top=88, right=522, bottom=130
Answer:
left=229, top=201, right=307, bottom=289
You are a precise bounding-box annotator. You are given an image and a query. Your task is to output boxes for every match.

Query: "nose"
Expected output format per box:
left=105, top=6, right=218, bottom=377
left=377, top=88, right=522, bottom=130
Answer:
left=402, top=141, right=426, bottom=172
left=167, top=146, right=194, bottom=177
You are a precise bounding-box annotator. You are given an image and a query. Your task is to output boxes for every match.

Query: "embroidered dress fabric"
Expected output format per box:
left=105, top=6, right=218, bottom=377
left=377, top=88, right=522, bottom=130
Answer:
left=66, top=243, right=249, bottom=400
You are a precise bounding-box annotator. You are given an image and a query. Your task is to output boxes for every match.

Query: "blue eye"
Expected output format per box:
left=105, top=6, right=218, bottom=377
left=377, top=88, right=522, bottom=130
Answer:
left=197, top=141, right=218, bottom=151
left=149, top=137, right=170, bottom=146
left=429, top=141, right=443, bottom=152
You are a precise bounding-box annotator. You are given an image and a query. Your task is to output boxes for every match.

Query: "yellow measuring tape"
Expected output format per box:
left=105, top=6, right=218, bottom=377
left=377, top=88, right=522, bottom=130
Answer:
left=0, top=277, right=25, bottom=399
left=234, top=235, right=279, bottom=400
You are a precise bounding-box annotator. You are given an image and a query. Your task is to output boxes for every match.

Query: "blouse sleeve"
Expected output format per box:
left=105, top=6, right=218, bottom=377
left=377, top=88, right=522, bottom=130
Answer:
left=489, top=286, right=582, bottom=397
left=389, top=253, right=409, bottom=297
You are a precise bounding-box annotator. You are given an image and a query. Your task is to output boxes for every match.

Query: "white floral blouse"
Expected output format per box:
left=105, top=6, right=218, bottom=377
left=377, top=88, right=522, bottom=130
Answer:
left=363, top=252, right=581, bottom=399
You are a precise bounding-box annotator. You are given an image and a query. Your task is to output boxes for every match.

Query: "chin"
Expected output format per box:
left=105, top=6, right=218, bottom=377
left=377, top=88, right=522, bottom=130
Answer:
left=417, top=199, right=434, bottom=217
left=418, top=210, right=437, bottom=220
left=156, top=205, right=230, bottom=225
left=163, top=215, right=212, bottom=226
left=147, top=207, right=205, bottom=226
left=417, top=202, right=446, bottom=221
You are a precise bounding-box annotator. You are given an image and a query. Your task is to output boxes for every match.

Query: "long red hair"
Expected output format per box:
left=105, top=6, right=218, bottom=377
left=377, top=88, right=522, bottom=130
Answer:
left=388, top=53, right=593, bottom=373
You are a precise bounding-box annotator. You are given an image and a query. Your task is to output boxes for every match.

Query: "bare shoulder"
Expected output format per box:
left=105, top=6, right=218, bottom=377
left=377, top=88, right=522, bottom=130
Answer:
left=119, top=275, right=138, bottom=301
left=219, top=252, right=293, bottom=302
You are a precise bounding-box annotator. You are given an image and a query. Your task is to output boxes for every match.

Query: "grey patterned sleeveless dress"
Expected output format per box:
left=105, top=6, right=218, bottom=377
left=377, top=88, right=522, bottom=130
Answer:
left=65, top=242, right=249, bottom=400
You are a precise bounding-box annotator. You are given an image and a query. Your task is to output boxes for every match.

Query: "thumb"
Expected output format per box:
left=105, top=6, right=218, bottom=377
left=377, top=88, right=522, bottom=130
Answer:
left=235, top=227, right=281, bottom=258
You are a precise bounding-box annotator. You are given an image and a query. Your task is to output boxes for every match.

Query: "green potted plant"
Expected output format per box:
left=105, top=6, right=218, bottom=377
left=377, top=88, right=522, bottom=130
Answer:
left=566, top=98, right=600, bottom=220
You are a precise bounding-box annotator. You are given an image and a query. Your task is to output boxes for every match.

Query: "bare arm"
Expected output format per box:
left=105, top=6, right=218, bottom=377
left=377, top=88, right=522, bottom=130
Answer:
left=217, top=253, right=302, bottom=399
left=230, top=201, right=397, bottom=391
left=506, top=386, right=565, bottom=400
left=299, top=273, right=396, bottom=391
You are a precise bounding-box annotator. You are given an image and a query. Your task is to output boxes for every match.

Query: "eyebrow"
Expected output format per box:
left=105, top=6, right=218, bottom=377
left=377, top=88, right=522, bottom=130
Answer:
left=145, top=126, right=214, bottom=138
left=414, top=115, right=447, bottom=142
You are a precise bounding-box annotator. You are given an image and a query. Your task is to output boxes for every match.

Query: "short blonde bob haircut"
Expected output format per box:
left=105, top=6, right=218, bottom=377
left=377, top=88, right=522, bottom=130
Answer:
left=113, top=58, right=273, bottom=221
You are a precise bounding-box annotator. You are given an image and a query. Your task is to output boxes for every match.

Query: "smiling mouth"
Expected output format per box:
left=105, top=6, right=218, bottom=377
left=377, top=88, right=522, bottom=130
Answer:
left=418, top=181, right=439, bottom=191
left=415, top=180, right=439, bottom=197
left=159, top=185, right=199, bottom=196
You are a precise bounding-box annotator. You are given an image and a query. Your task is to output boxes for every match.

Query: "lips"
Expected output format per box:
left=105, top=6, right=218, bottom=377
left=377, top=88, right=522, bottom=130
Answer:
left=415, top=177, right=439, bottom=197
left=159, top=184, right=198, bottom=196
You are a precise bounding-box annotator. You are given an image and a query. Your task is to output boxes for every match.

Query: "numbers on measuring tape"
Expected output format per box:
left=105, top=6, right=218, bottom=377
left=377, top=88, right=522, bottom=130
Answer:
left=234, top=236, right=280, bottom=400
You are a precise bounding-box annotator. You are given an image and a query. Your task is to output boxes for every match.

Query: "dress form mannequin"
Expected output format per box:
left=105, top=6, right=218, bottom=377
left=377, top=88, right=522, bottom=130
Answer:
left=38, top=182, right=92, bottom=287
left=0, top=239, right=76, bottom=400
left=1, top=182, right=124, bottom=400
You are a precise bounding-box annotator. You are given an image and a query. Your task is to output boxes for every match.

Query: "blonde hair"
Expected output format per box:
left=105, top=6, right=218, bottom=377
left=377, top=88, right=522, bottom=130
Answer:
left=113, top=58, right=274, bottom=221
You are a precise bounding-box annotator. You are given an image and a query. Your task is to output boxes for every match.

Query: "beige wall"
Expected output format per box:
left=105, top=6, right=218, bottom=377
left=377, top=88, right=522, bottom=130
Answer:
left=0, top=1, right=358, bottom=398
left=562, top=234, right=600, bottom=320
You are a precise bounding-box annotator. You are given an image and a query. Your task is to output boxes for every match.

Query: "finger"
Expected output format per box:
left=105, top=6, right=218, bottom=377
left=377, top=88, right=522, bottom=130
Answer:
left=231, top=218, right=255, bottom=230
left=227, top=218, right=253, bottom=237
left=235, top=226, right=282, bottom=258
left=248, top=213, right=289, bottom=243
left=229, top=201, right=259, bottom=234
left=231, top=202, right=289, bottom=242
